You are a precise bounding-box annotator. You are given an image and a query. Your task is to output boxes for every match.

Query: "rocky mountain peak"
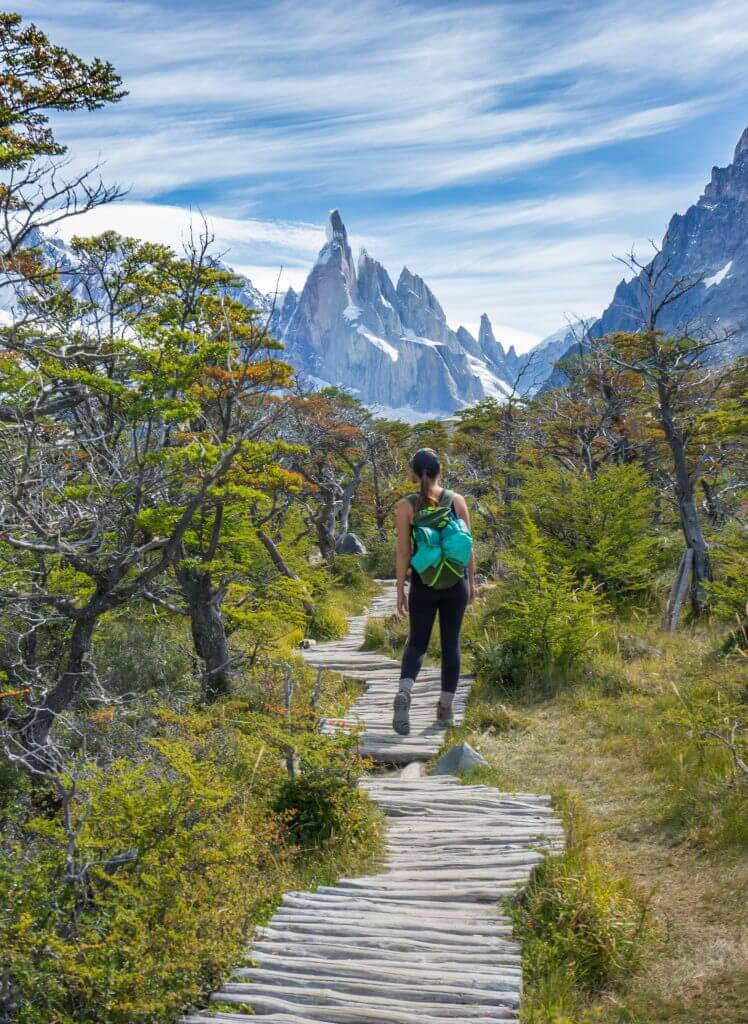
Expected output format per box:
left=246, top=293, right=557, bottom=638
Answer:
left=478, top=313, right=503, bottom=355
left=734, top=125, right=748, bottom=162
left=314, top=209, right=356, bottom=291
left=327, top=208, right=348, bottom=243
left=583, top=123, right=748, bottom=362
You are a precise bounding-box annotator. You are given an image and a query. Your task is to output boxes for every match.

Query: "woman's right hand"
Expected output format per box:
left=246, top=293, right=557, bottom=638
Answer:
left=397, top=587, right=408, bottom=616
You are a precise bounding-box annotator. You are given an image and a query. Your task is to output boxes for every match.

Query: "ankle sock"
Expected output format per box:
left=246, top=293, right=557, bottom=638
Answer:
left=439, top=689, right=455, bottom=708
left=398, top=677, right=415, bottom=695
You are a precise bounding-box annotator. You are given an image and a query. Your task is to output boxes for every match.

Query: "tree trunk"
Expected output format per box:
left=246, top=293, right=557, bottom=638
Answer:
left=657, top=384, right=711, bottom=617
left=312, top=496, right=338, bottom=565
left=662, top=547, right=694, bottom=631
left=176, top=564, right=232, bottom=702
left=257, top=528, right=315, bottom=615
left=17, top=614, right=97, bottom=772
left=338, top=462, right=363, bottom=537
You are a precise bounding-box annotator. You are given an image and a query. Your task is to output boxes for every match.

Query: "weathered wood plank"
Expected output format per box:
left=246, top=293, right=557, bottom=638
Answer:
left=181, top=582, right=559, bottom=1024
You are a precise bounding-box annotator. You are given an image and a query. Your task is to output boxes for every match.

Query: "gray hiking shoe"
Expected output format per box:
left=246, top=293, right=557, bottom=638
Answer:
left=436, top=700, right=454, bottom=728
left=392, top=691, right=411, bottom=735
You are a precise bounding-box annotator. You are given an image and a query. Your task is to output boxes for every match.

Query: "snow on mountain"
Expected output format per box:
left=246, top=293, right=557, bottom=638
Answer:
left=275, top=209, right=526, bottom=414
left=586, top=124, right=748, bottom=359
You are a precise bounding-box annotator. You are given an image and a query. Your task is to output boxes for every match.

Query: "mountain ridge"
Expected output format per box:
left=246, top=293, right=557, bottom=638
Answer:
left=273, top=209, right=527, bottom=416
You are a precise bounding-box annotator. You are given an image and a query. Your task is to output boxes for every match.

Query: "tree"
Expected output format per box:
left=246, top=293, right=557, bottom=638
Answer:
left=0, top=13, right=126, bottom=269
left=0, top=230, right=290, bottom=766
left=518, top=462, right=661, bottom=606
left=592, top=245, right=734, bottom=622
left=286, top=388, right=370, bottom=563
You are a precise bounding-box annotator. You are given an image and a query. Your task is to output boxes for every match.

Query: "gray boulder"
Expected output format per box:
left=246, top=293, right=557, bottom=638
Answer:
left=433, top=741, right=488, bottom=775
left=335, top=532, right=367, bottom=556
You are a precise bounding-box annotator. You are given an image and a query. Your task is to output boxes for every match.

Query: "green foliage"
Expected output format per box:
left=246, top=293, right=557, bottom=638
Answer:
left=706, top=522, right=748, bottom=628
left=93, top=609, right=196, bottom=696
left=364, top=536, right=397, bottom=578
left=0, top=694, right=382, bottom=1023
left=274, top=770, right=375, bottom=849
left=518, top=463, right=662, bottom=605
left=330, top=554, right=371, bottom=597
left=476, top=512, right=609, bottom=691
left=0, top=12, right=126, bottom=169
left=511, top=793, right=651, bottom=1020
left=308, top=600, right=349, bottom=641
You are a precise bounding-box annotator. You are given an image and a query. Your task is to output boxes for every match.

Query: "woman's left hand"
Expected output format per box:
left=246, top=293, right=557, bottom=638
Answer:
left=468, top=580, right=477, bottom=604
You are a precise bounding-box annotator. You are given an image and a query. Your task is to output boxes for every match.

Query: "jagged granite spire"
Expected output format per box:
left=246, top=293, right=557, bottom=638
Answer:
left=265, top=209, right=539, bottom=414
left=313, top=209, right=356, bottom=292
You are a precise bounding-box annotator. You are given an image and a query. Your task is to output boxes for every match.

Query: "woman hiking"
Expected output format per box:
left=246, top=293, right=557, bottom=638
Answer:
left=393, top=447, right=475, bottom=735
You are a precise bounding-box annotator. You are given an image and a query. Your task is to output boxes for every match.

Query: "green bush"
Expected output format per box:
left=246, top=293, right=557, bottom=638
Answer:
left=706, top=522, right=748, bottom=647
left=93, top=608, right=196, bottom=696
left=518, top=463, right=662, bottom=606
left=308, top=600, right=349, bottom=640
left=274, top=770, right=374, bottom=849
left=330, top=554, right=370, bottom=595
left=0, top=697, right=381, bottom=1023
left=475, top=511, right=609, bottom=691
left=364, top=536, right=397, bottom=578
left=511, top=794, right=651, bottom=1019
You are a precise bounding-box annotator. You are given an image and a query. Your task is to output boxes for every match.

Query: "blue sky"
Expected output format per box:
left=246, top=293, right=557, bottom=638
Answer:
left=14, top=0, right=748, bottom=349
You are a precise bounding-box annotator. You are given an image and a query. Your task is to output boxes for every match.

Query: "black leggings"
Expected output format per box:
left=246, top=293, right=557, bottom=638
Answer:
left=401, top=572, right=469, bottom=694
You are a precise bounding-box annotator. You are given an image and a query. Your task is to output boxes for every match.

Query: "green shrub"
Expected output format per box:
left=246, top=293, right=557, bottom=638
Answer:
left=330, top=554, right=370, bottom=595
left=511, top=794, right=651, bottom=1019
left=274, top=770, right=374, bottom=849
left=0, top=696, right=380, bottom=1023
left=308, top=600, right=348, bottom=640
left=519, top=463, right=662, bottom=606
left=476, top=511, right=609, bottom=691
left=93, top=608, right=196, bottom=696
left=0, top=750, right=276, bottom=1024
left=706, top=522, right=748, bottom=648
left=364, top=536, right=397, bottom=578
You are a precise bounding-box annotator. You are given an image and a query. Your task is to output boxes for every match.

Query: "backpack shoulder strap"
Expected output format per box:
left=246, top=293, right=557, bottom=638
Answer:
left=438, top=488, right=454, bottom=508
left=404, top=493, right=418, bottom=510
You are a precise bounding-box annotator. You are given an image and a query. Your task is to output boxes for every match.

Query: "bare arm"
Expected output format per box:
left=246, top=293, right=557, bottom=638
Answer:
left=395, top=498, right=413, bottom=615
left=452, top=492, right=476, bottom=602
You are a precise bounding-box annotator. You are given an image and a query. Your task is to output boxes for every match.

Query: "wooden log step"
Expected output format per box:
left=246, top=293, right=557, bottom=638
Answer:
left=183, top=584, right=559, bottom=1024
left=219, top=975, right=520, bottom=1008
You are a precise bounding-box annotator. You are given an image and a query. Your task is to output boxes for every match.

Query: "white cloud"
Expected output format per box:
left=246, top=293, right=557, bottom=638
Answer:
left=22, top=0, right=748, bottom=196
left=14, top=0, right=748, bottom=339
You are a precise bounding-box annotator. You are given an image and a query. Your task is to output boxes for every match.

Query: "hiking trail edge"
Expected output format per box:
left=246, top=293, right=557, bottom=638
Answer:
left=182, top=579, right=562, bottom=1024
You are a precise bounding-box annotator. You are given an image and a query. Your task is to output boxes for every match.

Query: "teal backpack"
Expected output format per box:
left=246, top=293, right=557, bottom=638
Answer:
left=407, top=488, right=474, bottom=589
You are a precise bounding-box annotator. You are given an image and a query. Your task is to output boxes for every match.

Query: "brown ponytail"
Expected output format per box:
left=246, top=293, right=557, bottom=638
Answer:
left=416, top=471, right=433, bottom=513
left=411, top=447, right=441, bottom=512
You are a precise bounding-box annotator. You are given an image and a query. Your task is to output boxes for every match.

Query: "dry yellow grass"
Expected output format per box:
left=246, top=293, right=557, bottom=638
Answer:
left=459, top=626, right=748, bottom=1024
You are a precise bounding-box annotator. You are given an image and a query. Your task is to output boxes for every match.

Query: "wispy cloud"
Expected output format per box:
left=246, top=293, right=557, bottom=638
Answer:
left=13, top=0, right=748, bottom=342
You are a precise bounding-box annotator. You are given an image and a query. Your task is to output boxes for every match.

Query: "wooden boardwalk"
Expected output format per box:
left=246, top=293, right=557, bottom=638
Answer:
left=183, top=581, right=561, bottom=1024
left=304, top=581, right=472, bottom=763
